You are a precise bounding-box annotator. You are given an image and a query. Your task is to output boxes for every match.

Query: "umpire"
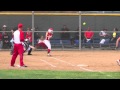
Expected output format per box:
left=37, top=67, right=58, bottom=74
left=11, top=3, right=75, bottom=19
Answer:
left=10, top=23, right=27, bottom=67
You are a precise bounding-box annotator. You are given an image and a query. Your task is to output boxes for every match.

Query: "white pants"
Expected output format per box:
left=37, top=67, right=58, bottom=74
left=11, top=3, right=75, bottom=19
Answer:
left=99, top=39, right=105, bottom=44
left=38, top=39, right=51, bottom=50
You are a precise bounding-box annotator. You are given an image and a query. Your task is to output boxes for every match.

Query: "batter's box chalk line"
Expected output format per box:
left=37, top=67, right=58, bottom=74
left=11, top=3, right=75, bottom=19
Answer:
left=77, top=64, right=89, bottom=67
left=16, top=65, right=27, bottom=68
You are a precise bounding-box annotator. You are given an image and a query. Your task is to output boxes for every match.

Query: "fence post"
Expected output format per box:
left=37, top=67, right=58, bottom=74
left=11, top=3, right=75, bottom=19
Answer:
left=79, top=11, right=82, bottom=50
left=32, top=11, right=34, bottom=46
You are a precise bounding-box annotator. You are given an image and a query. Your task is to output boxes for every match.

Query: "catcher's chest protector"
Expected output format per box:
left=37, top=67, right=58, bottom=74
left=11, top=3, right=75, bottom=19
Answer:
left=24, top=42, right=29, bottom=52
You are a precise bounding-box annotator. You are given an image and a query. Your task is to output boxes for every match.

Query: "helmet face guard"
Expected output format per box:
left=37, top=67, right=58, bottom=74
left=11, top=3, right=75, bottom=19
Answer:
left=25, top=39, right=30, bottom=43
left=25, top=39, right=28, bottom=42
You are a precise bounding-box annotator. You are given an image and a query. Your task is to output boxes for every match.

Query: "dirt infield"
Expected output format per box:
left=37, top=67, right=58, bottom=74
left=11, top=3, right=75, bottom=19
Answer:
left=1, top=50, right=120, bottom=72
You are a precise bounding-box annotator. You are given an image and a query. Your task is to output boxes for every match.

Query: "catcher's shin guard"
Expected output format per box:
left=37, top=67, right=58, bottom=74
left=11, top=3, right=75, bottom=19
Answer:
left=28, top=48, right=32, bottom=55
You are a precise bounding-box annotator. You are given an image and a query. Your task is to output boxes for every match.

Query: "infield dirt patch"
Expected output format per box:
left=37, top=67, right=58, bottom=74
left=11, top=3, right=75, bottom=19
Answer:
left=0, top=50, right=120, bottom=72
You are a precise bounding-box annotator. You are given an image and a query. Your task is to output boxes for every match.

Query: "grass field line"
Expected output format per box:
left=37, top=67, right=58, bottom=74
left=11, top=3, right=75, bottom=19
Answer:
left=98, top=71, right=115, bottom=78
left=51, top=56, right=115, bottom=78
left=80, top=66, right=115, bottom=78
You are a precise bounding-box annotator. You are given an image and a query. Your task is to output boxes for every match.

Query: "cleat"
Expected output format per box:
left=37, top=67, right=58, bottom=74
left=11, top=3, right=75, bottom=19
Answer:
left=115, top=47, right=118, bottom=50
left=116, top=60, right=120, bottom=66
left=10, top=65, right=15, bottom=67
left=28, top=54, right=32, bottom=55
left=20, top=65, right=27, bottom=68
left=47, top=53, right=51, bottom=56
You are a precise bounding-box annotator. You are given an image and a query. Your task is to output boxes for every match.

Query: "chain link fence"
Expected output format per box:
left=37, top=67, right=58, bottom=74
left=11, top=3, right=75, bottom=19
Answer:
left=0, top=11, right=120, bottom=51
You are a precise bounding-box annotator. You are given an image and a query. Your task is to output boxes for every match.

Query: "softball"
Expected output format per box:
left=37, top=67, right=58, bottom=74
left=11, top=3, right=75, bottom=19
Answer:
left=83, top=22, right=86, bottom=25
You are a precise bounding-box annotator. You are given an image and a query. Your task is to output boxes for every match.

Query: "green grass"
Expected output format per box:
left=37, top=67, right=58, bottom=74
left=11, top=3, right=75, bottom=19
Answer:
left=0, top=70, right=120, bottom=79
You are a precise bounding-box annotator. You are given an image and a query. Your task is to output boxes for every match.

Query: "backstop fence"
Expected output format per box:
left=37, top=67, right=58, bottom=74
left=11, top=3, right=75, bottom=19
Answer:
left=0, top=11, right=120, bottom=51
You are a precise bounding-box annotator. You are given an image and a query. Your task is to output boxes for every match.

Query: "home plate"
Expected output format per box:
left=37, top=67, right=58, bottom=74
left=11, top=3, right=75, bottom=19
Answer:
left=77, top=64, right=88, bottom=67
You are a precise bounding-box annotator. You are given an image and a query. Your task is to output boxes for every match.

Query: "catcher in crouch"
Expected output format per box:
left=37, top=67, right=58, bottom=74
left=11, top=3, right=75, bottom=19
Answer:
left=10, top=38, right=35, bottom=55
left=36, top=28, right=53, bottom=56
left=22, top=39, right=35, bottom=55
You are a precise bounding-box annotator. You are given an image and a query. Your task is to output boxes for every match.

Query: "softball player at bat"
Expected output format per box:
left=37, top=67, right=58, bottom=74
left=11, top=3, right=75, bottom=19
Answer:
left=37, top=28, right=53, bottom=56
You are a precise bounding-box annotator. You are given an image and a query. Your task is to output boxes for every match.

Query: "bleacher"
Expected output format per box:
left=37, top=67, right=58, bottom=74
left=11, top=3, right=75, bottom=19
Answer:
left=49, top=37, right=117, bottom=49
left=50, top=39, right=73, bottom=48
left=80, top=37, right=116, bottom=49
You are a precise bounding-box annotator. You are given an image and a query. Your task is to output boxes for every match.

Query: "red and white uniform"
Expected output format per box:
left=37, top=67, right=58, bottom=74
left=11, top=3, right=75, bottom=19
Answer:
left=10, top=23, right=25, bottom=66
left=37, top=28, right=53, bottom=55
left=46, top=28, right=53, bottom=40
left=13, top=30, right=24, bottom=44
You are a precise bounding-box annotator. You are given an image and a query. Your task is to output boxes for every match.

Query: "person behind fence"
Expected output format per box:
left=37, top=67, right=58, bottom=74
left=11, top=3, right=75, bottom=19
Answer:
left=60, top=25, right=70, bottom=40
left=84, top=27, right=94, bottom=48
left=36, top=28, right=53, bottom=56
left=34, top=28, right=40, bottom=45
left=2, top=25, right=7, bottom=36
left=2, top=32, right=10, bottom=49
left=25, top=27, right=32, bottom=45
left=0, top=32, right=2, bottom=50
left=99, top=28, right=110, bottom=44
left=110, top=28, right=118, bottom=43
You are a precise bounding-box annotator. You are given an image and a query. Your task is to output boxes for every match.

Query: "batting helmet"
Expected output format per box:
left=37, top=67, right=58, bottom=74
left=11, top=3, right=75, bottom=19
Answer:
left=48, top=28, right=53, bottom=33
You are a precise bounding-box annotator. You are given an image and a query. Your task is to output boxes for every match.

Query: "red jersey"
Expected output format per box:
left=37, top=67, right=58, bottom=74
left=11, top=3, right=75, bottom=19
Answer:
left=26, top=31, right=32, bottom=42
left=84, top=31, right=94, bottom=39
left=45, top=32, right=53, bottom=40
left=0, top=33, right=2, bottom=40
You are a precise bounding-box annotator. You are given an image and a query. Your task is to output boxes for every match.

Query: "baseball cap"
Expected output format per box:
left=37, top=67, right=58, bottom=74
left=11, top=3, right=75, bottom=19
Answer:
left=18, top=23, right=23, bottom=28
